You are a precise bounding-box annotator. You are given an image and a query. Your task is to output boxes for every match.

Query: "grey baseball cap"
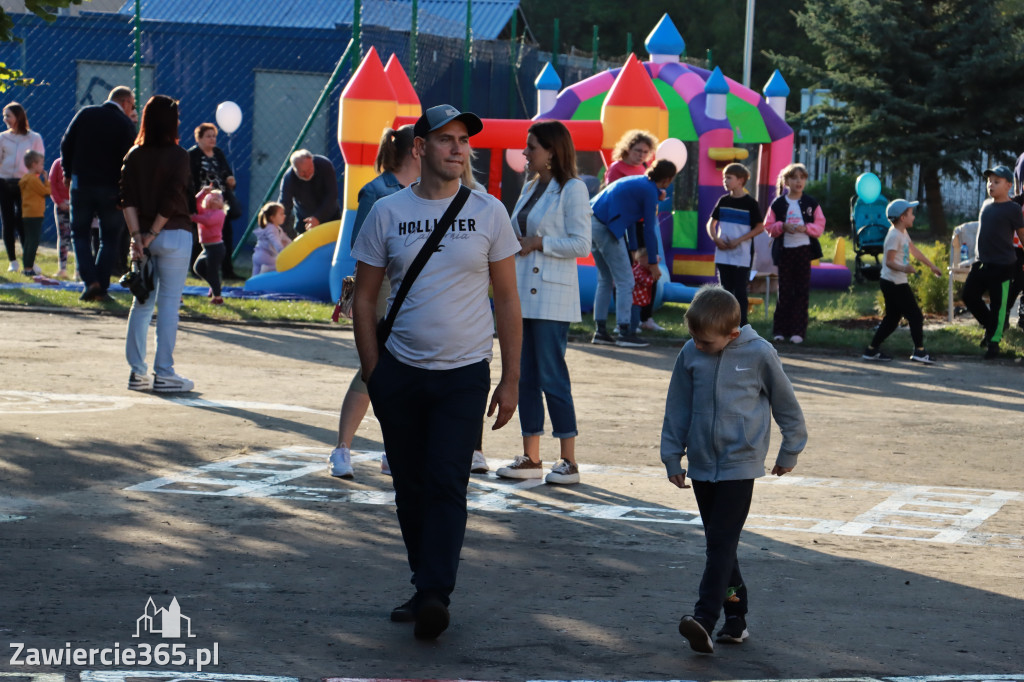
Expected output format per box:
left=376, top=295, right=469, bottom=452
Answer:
left=886, top=199, right=919, bottom=219
left=413, top=104, right=483, bottom=138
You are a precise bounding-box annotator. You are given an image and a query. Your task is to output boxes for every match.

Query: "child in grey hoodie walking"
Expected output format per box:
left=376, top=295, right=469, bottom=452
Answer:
left=661, top=286, right=807, bottom=654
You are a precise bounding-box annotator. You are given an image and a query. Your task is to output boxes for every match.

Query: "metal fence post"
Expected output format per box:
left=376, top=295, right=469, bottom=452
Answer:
left=410, top=0, right=418, bottom=88
left=133, top=0, right=141, bottom=116
left=463, top=0, right=472, bottom=110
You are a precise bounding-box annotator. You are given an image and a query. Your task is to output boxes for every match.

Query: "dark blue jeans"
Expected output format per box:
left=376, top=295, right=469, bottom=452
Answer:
left=691, top=478, right=753, bottom=628
left=70, top=182, right=126, bottom=292
left=367, top=350, right=490, bottom=604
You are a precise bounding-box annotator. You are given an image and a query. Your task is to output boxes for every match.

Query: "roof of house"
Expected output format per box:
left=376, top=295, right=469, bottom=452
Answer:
left=119, top=0, right=518, bottom=40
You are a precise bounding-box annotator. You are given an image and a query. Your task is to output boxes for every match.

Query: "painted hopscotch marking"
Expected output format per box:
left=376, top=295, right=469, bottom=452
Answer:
left=124, top=447, right=1021, bottom=548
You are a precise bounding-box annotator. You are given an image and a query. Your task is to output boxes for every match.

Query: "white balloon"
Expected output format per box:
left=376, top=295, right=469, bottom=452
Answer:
left=655, top=137, right=687, bottom=172
left=215, top=101, right=243, bottom=134
left=505, top=148, right=527, bottom=174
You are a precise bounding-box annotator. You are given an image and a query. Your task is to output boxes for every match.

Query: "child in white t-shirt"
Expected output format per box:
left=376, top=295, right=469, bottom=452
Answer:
left=862, top=199, right=942, bottom=364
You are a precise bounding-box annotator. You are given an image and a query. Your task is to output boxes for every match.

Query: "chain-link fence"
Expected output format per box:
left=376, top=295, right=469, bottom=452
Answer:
left=0, top=4, right=617, bottom=268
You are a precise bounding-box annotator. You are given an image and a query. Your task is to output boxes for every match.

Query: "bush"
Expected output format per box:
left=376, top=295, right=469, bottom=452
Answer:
left=871, top=239, right=951, bottom=315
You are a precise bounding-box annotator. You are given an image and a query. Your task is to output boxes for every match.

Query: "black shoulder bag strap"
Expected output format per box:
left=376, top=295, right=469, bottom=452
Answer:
left=377, top=184, right=472, bottom=347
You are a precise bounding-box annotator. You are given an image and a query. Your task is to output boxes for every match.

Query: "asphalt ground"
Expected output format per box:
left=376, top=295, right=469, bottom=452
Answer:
left=0, top=308, right=1021, bottom=682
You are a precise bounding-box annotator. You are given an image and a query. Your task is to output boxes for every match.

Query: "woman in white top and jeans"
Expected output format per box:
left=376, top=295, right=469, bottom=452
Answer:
left=0, top=103, right=44, bottom=272
left=495, top=121, right=592, bottom=485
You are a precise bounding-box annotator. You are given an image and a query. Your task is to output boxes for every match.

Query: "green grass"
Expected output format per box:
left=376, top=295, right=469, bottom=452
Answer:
left=8, top=246, right=1024, bottom=358
left=1, top=247, right=336, bottom=324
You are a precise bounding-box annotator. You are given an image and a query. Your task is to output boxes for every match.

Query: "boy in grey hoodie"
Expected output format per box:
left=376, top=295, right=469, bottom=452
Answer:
left=661, top=286, right=807, bottom=654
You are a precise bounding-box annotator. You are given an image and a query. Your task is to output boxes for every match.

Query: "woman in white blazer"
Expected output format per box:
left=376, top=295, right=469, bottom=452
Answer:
left=495, top=121, right=592, bottom=485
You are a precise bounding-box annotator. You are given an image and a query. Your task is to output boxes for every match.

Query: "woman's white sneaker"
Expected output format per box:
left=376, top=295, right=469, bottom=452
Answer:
left=328, top=447, right=354, bottom=479
left=495, top=455, right=544, bottom=479
left=152, top=373, right=195, bottom=393
left=545, top=458, right=580, bottom=485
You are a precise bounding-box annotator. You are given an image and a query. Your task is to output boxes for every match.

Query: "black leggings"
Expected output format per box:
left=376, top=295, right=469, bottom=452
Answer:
left=193, top=242, right=225, bottom=296
left=0, top=177, right=23, bottom=262
left=870, top=279, right=924, bottom=349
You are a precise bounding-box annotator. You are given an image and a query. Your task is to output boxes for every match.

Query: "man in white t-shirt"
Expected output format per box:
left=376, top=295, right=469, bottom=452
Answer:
left=350, top=104, right=522, bottom=640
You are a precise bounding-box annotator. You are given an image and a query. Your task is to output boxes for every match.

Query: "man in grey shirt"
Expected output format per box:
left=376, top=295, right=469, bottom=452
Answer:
left=350, top=104, right=521, bottom=640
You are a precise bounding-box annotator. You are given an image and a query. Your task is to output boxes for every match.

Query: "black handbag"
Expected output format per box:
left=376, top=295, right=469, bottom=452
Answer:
left=771, top=235, right=823, bottom=265
left=375, top=185, right=472, bottom=350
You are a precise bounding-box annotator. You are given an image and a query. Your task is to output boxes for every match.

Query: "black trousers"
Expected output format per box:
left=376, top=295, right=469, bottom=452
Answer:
left=870, top=278, right=924, bottom=350
left=1003, top=247, right=1024, bottom=322
left=962, top=261, right=1014, bottom=344
left=691, top=478, right=753, bottom=628
left=717, top=263, right=751, bottom=327
left=367, top=350, right=490, bottom=604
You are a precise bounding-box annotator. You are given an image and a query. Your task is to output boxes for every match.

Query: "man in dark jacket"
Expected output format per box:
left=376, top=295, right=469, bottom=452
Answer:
left=277, top=149, right=340, bottom=236
left=60, top=85, right=137, bottom=301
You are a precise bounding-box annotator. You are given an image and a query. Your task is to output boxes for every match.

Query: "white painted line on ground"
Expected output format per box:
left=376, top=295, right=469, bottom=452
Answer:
left=0, top=674, right=64, bottom=682
left=0, top=514, right=27, bottom=523
left=0, top=390, right=341, bottom=418
left=123, top=447, right=1022, bottom=548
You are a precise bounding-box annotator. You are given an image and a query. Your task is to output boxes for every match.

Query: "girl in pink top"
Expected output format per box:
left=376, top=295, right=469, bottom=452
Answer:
left=190, top=186, right=227, bottom=303
left=764, top=163, right=826, bottom=343
left=49, top=158, right=71, bottom=277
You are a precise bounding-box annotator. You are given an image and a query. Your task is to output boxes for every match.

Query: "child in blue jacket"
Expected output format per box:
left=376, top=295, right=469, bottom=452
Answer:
left=661, top=286, right=807, bottom=654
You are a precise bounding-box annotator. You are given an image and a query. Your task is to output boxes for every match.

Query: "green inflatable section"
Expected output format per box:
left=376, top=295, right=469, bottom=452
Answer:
left=726, top=94, right=770, bottom=144
left=572, top=93, right=606, bottom=121
left=653, top=80, right=698, bottom=141
left=672, top=210, right=699, bottom=249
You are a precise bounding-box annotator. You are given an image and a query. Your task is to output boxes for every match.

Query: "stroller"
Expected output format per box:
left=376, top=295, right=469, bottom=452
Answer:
left=850, top=194, right=889, bottom=282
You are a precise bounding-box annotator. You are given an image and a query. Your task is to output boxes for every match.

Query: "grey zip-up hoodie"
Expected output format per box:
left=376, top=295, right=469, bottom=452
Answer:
left=661, top=326, right=807, bottom=481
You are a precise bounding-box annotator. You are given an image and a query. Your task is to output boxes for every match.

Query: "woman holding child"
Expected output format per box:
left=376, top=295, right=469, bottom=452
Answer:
left=494, top=120, right=591, bottom=485
left=121, top=95, right=195, bottom=394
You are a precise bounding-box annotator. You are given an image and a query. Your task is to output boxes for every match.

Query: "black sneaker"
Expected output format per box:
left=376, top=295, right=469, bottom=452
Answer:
left=413, top=594, right=449, bottom=640
left=984, top=342, right=1000, bottom=360
left=591, top=330, right=616, bottom=345
left=615, top=333, right=649, bottom=348
left=862, top=347, right=893, bottom=361
left=910, top=349, right=936, bottom=365
left=678, top=615, right=714, bottom=653
left=716, top=615, right=749, bottom=643
left=390, top=596, right=416, bottom=623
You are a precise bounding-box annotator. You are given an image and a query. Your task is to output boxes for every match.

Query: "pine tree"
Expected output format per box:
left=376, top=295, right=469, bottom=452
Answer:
left=771, top=0, right=1024, bottom=233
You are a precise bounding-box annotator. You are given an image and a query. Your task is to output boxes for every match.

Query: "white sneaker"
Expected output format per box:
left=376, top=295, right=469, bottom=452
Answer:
left=152, top=373, right=195, bottom=393
left=470, top=450, right=489, bottom=473
left=328, top=447, right=354, bottom=479
left=7, top=260, right=19, bottom=272
left=380, top=453, right=392, bottom=476
left=641, top=318, right=665, bottom=332
left=789, top=335, right=803, bottom=344
left=127, top=371, right=151, bottom=391
left=772, top=335, right=785, bottom=342
left=495, top=455, right=544, bottom=479
left=545, top=458, right=580, bottom=485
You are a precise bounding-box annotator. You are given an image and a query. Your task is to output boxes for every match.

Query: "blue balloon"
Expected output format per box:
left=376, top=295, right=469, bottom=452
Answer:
left=856, top=172, right=881, bottom=203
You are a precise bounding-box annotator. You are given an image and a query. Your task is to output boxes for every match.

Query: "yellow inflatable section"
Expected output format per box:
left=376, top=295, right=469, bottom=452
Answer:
left=276, top=219, right=341, bottom=273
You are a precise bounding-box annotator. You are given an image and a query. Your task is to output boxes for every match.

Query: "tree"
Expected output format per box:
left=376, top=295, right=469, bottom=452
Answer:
left=518, top=0, right=823, bottom=93
left=0, top=1, right=85, bottom=91
left=769, top=0, right=1024, bottom=233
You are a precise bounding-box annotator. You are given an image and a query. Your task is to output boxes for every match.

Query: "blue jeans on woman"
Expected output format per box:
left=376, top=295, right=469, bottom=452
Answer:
left=125, top=229, right=191, bottom=378
left=519, top=318, right=577, bottom=438
left=591, top=218, right=634, bottom=325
